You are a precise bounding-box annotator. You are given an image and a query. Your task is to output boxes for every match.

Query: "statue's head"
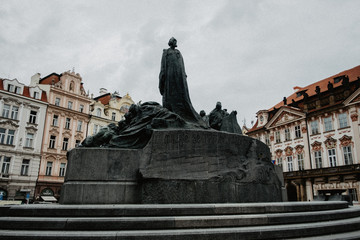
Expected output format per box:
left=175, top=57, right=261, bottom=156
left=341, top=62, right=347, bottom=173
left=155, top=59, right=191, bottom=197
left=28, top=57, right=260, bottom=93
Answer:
left=216, top=101, right=222, bottom=110
left=200, top=110, right=206, bottom=117
left=168, top=37, right=177, bottom=48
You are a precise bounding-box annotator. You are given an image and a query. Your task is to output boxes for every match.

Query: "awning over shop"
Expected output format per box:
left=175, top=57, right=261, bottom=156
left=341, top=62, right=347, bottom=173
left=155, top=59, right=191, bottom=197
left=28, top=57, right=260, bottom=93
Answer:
left=40, top=196, right=58, bottom=202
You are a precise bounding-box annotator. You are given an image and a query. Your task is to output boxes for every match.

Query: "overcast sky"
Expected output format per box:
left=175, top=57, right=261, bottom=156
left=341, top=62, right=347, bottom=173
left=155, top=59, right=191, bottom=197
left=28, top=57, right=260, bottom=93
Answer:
left=1, top=0, right=360, bottom=127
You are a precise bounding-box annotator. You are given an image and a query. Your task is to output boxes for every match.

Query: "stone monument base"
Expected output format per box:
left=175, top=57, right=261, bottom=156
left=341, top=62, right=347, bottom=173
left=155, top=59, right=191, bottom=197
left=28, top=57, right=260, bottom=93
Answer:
left=60, top=129, right=285, bottom=204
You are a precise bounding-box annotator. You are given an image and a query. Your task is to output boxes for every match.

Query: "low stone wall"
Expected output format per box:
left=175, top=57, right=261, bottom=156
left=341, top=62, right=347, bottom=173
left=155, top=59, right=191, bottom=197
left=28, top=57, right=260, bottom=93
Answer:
left=60, top=129, right=284, bottom=204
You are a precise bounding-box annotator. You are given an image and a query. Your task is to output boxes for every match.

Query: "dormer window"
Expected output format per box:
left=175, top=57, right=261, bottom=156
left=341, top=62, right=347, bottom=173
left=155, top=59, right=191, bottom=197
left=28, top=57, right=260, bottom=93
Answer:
left=15, top=86, right=21, bottom=94
left=296, top=92, right=302, bottom=98
left=33, top=92, right=39, bottom=99
left=7, top=84, right=14, bottom=92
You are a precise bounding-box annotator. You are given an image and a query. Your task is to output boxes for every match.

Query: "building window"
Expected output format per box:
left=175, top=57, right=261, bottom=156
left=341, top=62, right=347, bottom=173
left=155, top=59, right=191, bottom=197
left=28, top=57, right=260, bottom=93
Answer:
left=49, top=135, right=56, bottom=149
left=7, top=84, right=14, bottom=92
left=310, top=120, right=319, bottom=135
left=55, top=97, right=60, bottom=106
left=79, top=104, right=84, bottom=113
left=2, top=104, right=10, bottom=118
left=343, top=146, right=353, bottom=165
left=287, top=156, right=293, bottom=171
left=68, top=101, right=73, bottom=110
left=93, top=125, right=99, bottom=135
left=45, top=162, right=52, bottom=176
left=112, top=112, right=116, bottom=121
left=77, top=120, right=83, bottom=131
left=297, top=153, right=304, bottom=170
left=328, top=148, right=337, bottom=167
left=52, top=115, right=58, bottom=126
left=15, top=86, right=21, bottom=94
left=1, top=156, right=11, bottom=175
left=10, top=106, right=19, bottom=120
left=25, top=133, right=34, bottom=148
left=33, top=92, right=39, bottom=99
left=284, top=128, right=291, bottom=141
left=0, top=128, right=14, bottom=145
left=0, top=128, right=5, bottom=144
left=75, top=140, right=81, bottom=147
left=6, top=130, right=15, bottom=145
left=96, top=108, right=101, bottom=117
left=62, top=138, right=69, bottom=151
left=275, top=131, right=281, bottom=143
left=324, top=117, right=333, bottom=132
left=20, top=159, right=30, bottom=176
left=59, top=163, right=66, bottom=177
left=314, top=151, right=322, bottom=168
left=338, top=113, right=348, bottom=129
left=295, top=125, right=301, bottom=138
left=276, top=157, right=282, bottom=168
left=29, top=110, right=37, bottom=124
left=65, top=118, right=71, bottom=129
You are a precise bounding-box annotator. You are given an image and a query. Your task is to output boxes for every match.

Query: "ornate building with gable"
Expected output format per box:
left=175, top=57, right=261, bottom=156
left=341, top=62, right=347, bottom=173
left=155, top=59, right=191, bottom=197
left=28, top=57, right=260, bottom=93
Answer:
left=88, top=88, right=134, bottom=137
left=248, top=65, right=360, bottom=203
left=32, top=70, right=91, bottom=201
left=0, top=77, right=48, bottom=202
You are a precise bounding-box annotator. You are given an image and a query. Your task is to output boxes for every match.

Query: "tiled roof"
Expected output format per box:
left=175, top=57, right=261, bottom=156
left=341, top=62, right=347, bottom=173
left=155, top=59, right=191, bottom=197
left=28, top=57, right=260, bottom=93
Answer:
left=248, top=65, right=360, bottom=134
left=270, top=65, right=360, bottom=111
left=93, top=93, right=122, bottom=105
left=39, top=73, right=61, bottom=85
left=0, top=79, right=48, bottom=103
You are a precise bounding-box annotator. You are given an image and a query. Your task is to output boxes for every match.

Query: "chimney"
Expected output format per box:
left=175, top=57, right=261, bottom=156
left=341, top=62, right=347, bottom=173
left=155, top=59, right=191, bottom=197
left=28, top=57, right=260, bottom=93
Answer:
left=30, top=73, right=41, bottom=86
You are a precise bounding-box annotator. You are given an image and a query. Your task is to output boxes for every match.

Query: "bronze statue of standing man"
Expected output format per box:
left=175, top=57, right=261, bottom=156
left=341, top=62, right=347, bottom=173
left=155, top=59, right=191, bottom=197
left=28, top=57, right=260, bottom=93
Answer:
left=159, top=37, right=207, bottom=128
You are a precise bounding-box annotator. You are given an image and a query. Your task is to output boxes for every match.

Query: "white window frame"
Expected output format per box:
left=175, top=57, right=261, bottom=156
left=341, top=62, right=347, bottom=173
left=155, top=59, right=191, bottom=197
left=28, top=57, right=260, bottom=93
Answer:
left=1, top=156, right=11, bottom=175
left=314, top=151, right=322, bottom=168
left=55, top=97, right=60, bottom=106
left=20, top=159, right=30, bottom=176
left=62, top=138, right=69, bottom=151
left=45, top=162, right=52, bottom=176
left=285, top=128, right=291, bottom=141
left=287, top=156, right=293, bottom=171
left=343, top=146, right=353, bottom=165
left=68, top=101, right=73, bottom=110
left=65, top=118, right=71, bottom=129
left=275, top=131, right=281, bottom=143
left=52, top=115, right=58, bottom=126
left=324, top=117, right=333, bottom=132
left=295, top=125, right=301, bottom=138
left=25, top=133, right=34, bottom=148
left=10, top=106, right=19, bottom=120
left=29, top=110, right=37, bottom=124
left=2, top=104, right=10, bottom=118
left=59, top=163, right=66, bottom=177
left=49, top=135, right=56, bottom=149
left=328, top=148, right=337, bottom=167
left=338, top=113, right=348, bottom=129
left=77, top=120, right=82, bottom=131
left=297, top=153, right=304, bottom=170
left=310, top=120, right=319, bottom=135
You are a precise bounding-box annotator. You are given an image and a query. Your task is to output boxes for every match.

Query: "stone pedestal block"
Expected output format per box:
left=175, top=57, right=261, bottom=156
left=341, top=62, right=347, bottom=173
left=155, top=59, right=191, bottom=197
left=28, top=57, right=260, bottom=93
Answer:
left=60, top=129, right=284, bottom=204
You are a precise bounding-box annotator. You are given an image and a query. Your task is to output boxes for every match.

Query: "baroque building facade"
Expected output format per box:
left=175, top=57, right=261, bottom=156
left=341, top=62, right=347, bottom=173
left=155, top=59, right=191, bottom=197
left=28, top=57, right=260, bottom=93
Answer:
left=88, top=88, right=134, bottom=137
left=0, top=78, right=47, bottom=202
left=32, top=70, right=91, bottom=201
left=248, top=65, right=360, bottom=203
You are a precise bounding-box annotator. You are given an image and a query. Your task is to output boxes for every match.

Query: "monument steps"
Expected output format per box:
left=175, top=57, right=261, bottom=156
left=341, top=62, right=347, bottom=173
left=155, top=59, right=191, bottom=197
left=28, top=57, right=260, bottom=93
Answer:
left=1, top=202, right=360, bottom=239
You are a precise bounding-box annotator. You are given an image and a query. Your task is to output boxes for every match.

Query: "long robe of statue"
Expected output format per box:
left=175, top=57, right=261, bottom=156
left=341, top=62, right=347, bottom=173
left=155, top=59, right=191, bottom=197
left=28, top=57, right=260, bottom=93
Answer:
left=159, top=37, right=207, bottom=128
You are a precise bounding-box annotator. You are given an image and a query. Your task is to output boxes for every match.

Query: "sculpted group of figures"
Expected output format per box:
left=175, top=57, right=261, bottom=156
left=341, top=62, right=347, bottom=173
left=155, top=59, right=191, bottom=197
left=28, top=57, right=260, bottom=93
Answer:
left=82, top=38, right=241, bottom=148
